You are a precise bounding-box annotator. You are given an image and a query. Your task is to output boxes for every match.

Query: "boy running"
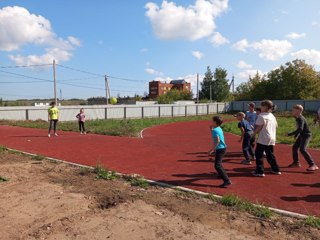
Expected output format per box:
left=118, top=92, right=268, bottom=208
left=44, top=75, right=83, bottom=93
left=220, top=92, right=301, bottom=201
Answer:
left=208, top=116, right=231, bottom=188
left=288, top=105, right=319, bottom=171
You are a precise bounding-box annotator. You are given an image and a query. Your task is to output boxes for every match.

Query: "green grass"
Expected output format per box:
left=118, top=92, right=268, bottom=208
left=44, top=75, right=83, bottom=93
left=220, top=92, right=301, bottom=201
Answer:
left=124, top=175, right=150, bottom=188
left=0, top=176, right=9, bottom=182
left=31, top=155, right=45, bottom=161
left=0, top=145, right=7, bottom=152
left=223, top=112, right=320, bottom=149
left=93, top=165, right=118, bottom=181
left=0, top=114, right=233, bottom=137
left=219, top=194, right=273, bottom=219
left=304, top=216, right=320, bottom=229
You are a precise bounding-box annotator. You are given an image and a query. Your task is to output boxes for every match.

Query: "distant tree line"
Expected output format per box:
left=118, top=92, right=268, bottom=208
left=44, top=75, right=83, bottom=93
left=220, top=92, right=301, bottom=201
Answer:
left=234, top=59, right=320, bottom=101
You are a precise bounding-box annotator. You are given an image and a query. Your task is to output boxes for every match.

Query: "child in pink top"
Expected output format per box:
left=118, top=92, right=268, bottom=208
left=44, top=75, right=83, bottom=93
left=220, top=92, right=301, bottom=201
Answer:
left=76, top=108, right=86, bottom=134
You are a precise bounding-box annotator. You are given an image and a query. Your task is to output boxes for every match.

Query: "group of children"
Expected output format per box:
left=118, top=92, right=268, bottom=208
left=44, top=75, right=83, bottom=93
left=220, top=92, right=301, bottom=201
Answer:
left=47, top=102, right=86, bottom=137
left=210, top=100, right=319, bottom=188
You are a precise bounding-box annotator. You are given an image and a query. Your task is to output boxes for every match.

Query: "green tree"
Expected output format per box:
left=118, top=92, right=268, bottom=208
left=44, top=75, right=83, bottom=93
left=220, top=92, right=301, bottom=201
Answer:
left=234, top=59, right=320, bottom=101
left=266, top=59, right=320, bottom=100
left=212, top=67, right=231, bottom=102
left=157, top=89, right=193, bottom=104
left=199, top=66, right=214, bottom=100
left=235, top=72, right=265, bottom=100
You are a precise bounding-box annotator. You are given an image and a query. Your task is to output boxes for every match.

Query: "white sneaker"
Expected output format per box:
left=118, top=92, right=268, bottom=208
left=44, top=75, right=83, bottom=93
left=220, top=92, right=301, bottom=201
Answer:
left=80, top=132, right=83, bottom=135
left=48, top=134, right=51, bottom=138
left=54, top=133, right=58, bottom=136
left=84, top=132, right=86, bottom=135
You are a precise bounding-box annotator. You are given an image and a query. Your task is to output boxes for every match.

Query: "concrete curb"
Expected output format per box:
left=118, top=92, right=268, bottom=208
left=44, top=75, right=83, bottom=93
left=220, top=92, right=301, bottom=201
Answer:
left=5, top=147, right=310, bottom=220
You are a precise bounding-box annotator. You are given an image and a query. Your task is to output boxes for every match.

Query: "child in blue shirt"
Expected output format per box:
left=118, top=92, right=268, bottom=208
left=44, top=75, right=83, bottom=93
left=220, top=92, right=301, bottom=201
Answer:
left=208, top=116, right=231, bottom=188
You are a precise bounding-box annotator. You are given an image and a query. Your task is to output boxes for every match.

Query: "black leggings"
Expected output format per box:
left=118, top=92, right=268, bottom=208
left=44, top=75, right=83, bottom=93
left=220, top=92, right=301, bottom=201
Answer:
left=48, top=120, right=58, bottom=133
left=79, top=121, right=86, bottom=132
left=214, top=148, right=230, bottom=183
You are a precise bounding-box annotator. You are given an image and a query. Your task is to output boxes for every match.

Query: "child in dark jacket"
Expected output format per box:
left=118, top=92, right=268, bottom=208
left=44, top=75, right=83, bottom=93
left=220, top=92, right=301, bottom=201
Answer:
left=288, top=105, right=318, bottom=171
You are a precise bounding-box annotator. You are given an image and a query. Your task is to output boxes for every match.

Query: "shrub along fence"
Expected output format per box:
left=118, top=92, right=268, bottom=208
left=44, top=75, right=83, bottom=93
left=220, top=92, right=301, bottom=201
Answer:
left=231, top=100, right=320, bottom=112
left=0, top=103, right=230, bottom=121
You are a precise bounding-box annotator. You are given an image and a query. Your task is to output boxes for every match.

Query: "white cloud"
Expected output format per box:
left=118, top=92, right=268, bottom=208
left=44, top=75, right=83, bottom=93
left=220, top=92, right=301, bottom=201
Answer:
left=67, top=36, right=81, bottom=47
left=154, top=76, right=173, bottom=82
left=192, top=51, right=204, bottom=60
left=291, top=49, right=320, bottom=66
left=236, top=69, right=265, bottom=80
left=145, top=0, right=229, bottom=41
left=236, top=60, right=252, bottom=69
left=0, top=6, right=80, bottom=64
left=140, top=48, right=148, bottom=52
left=145, top=68, right=163, bottom=76
left=281, top=10, right=288, bottom=15
left=210, top=32, right=229, bottom=47
left=232, top=38, right=249, bottom=52
left=286, top=32, right=306, bottom=39
left=232, top=38, right=292, bottom=61
left=252, top=39, right=292, bottom=60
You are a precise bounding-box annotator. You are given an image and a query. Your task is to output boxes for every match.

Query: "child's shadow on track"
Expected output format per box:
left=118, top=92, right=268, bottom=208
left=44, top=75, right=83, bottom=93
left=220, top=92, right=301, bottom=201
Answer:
left=291, top=182, right=320, bottom=188
left=280, top=195, right=320, bottom=203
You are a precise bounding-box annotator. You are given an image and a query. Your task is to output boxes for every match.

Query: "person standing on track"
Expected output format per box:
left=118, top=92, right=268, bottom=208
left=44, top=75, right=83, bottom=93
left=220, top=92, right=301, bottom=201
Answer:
left=48, top=102, right=59, bottom=137
left=251, top=100, right=281, bottom=177
left=76, top=108, right=86, bottom=135
left=287, top=105, right=319, bottom=171
left=208, top=116, right=231, bottom=188
left=245, top=102, right=257, bottom=129
left=235, top=112, right=254, bottom=165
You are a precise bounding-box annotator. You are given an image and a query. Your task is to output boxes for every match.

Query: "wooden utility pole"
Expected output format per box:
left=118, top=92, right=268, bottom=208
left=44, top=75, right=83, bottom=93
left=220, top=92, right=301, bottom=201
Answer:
left=196, top=73, right=199, bottom=103
left=105, top=75, right=109, bottom=105
left=53, top=60, right=57, bottom=105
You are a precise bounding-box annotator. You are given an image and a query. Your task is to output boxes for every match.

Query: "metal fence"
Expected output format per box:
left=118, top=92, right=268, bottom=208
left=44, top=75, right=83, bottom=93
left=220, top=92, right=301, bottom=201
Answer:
left=0, top=103, right=230, bottom=121
left=231, top=100, right=320, bottom=112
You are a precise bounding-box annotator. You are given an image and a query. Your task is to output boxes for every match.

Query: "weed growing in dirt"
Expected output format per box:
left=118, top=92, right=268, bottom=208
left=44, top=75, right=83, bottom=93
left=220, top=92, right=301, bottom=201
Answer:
left=94, top=165, right=118, bottom=181
left=0, top=176, right=9, bottom=182
left=79, top=167, right=92, bottom=176
left=304, top=216, right=320, bottom=229
left=125, top=176, right=149, bottom=188
left=32, top=155, right=45, bottom=161
left=0, top=145, right=7, bottom=152
left=220, top=194, right=273, bottom=219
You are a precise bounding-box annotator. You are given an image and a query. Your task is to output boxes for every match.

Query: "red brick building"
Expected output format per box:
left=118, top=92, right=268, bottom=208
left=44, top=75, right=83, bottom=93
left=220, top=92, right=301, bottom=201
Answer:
left=149, top=79, right=191, bottom=99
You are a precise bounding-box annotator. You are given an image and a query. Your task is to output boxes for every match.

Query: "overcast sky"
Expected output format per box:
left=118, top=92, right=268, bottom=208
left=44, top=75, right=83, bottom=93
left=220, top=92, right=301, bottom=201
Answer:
left=1, top=0, right=320, bottom=100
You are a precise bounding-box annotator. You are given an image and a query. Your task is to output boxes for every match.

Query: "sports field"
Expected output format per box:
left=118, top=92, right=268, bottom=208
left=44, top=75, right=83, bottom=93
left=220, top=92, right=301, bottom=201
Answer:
left=0, top=119, right=319, bottom=217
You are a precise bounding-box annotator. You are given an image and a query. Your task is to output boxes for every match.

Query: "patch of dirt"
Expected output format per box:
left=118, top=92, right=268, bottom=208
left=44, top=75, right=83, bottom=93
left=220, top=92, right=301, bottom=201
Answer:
left=0, top=151, right=319, bottom=240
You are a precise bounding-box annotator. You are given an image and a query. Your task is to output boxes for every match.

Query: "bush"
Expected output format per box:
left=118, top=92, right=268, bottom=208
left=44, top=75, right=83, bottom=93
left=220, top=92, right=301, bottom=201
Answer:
left=157, top=89, right=193, bottom=104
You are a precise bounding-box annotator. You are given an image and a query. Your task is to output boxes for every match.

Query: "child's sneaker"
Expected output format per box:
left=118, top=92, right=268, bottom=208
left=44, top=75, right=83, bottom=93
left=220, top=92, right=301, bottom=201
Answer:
left=54, top=133, right=58, bottom=137
left=307, top=165, right=319, bottom=171
left=252, top=171, right=265, bottom=177
left=288, top=162, right=301, bottom=168
left=48, top=134, right=51, bottom=138
left=80, top=132, right=83, bottom=135
left=270, top=171, right=282, bottom=175
left=219, top=181, right=232, bottom=188
left=241, top=160, right=252, bottom=165
left=83, top=132, right=86, bottom=135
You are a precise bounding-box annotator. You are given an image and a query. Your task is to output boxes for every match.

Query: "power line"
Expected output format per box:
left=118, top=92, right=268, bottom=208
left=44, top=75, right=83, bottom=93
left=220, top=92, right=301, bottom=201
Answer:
left=0, top=63, right=52, bottom=68
left=0, top=70, right=53, bottom=83
left=57, top=64, right=148, bottom=83
left=56, top=64, right=104, bottom=77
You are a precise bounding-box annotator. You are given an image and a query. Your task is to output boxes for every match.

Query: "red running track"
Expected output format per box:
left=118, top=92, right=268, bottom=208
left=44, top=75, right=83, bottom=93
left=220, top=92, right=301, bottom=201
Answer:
left=0, top=121, right=319, bottom=216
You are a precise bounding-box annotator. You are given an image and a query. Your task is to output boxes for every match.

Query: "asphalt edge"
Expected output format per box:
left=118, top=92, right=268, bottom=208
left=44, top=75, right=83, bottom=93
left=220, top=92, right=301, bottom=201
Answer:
left=5, top=147, right=309, bottom=220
